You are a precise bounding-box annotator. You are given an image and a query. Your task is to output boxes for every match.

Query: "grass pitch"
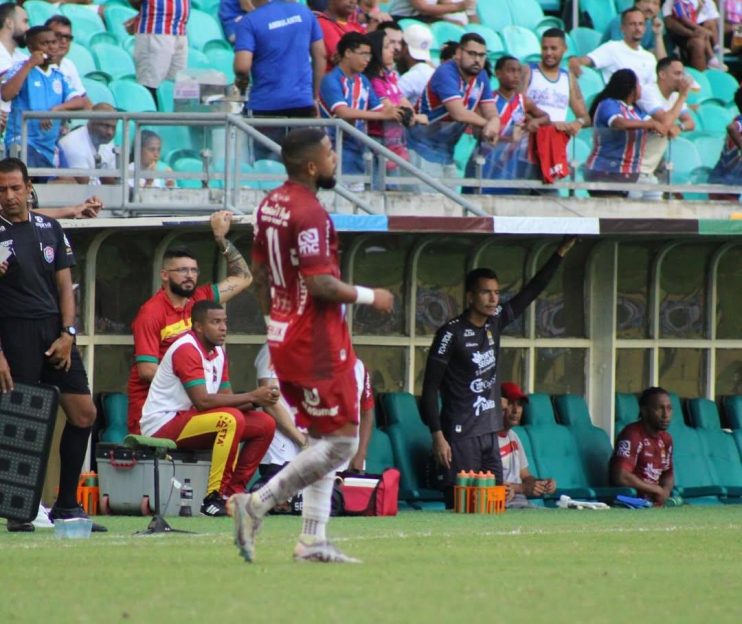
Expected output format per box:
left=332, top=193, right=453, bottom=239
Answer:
left=1, top=506, right=741, bottom=624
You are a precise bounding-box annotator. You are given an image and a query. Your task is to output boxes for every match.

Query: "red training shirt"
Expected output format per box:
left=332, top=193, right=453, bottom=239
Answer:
left=611, top=421, right=674, bottom=491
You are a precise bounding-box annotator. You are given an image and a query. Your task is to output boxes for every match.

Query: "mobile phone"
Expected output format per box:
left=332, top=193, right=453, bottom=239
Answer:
left=0, top=245, right=12, bottom=264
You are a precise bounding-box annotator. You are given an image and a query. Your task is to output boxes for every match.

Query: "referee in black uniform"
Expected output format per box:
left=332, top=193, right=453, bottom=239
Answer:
left=421, top=237, right=576, bottom=508
left=0, top=158, right=106, bottom=532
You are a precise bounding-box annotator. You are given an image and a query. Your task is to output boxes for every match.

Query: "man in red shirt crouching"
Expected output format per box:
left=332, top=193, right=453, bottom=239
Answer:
left=610, top=387, right=674, bottom=506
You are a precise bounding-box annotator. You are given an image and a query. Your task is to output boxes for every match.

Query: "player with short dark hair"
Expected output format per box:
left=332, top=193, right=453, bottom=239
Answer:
left=126, top=212, right=252, bottom=435
left=140, top=300, right=278, bottom=517
left=0, top=157, right=104, bottom=532
left=420, top=238, right=576, bottom=508
left=229, top=128, right=394, bottom=564
left=610, top=386, right=674, bottom=506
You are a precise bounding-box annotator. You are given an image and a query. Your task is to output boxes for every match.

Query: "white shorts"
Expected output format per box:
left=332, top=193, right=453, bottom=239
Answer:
left=134, top=34, right=188, bottom=88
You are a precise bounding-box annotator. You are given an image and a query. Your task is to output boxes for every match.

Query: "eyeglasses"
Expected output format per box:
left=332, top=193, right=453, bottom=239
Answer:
left=167, top=267, right=200, bottom=275
left=55, top=34, right=74, bottom=42
left=462, top=49, right=487, bottom=60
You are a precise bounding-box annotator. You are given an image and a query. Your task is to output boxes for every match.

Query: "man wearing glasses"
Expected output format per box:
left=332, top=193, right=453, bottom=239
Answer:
left=126, top=211, right=252, bottom=434
left=45, top=15, right=91, bottom=111
left=407, top=32, right=500, bottom=188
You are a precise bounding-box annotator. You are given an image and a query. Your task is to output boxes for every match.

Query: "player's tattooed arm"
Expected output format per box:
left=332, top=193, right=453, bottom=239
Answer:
left=210, top=210, right=252, bottom=301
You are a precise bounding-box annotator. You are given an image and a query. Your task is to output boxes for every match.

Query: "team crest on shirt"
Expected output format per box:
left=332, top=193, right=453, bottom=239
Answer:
left=52, top=79, right=63, bottom=95
left=43, top=245, right=55, bottom=263
left=297, top=228, right=320, bottom=257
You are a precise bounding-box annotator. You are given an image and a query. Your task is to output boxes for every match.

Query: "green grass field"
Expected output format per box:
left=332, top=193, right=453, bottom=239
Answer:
left=2, top=507, right=741, bottom=624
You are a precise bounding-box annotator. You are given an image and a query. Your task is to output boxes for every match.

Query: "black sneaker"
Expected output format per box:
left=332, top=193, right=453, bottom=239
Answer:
left=201, top=491, right=228, bottom=517
left=49, top=505, right=108, bottom=532
left=6, top=519, right=35, bottom=532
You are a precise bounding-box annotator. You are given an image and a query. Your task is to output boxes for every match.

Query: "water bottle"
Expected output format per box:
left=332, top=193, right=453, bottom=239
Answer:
left=179, top=478, right=193, bottom=517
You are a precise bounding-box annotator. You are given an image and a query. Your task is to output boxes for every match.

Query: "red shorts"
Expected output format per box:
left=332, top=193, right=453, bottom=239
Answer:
left=279, top=366, right=359, bottom=435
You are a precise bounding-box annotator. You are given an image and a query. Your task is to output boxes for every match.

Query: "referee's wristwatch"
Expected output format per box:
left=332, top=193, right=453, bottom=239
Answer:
left=62, top=326, right=77, bottom=340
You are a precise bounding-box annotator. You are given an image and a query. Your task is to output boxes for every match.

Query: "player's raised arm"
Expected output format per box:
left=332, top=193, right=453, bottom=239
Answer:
left=211, top=210, right=252, bottom=301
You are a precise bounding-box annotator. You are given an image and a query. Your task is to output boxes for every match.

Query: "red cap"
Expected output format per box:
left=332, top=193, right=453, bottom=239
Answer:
left=501, top=381, right=529, bottom=403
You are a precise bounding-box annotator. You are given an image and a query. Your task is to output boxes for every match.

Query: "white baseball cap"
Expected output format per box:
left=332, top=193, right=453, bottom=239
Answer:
left=403, top=24, right=433, bottom=62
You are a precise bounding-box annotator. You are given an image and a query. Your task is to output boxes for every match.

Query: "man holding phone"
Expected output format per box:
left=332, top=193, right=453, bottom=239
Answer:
left=0, top=157, right=104, bottom=533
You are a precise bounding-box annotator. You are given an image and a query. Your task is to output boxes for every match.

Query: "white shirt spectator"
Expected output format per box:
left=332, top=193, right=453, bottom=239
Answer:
left=637, top=82, right=690, bottom=116
left=661, top=0, right=720, bottom=21
left=588, top=40, right=657, bottom=87
left=0, top=44, right=27, bottom=115
left=59, top=57, right=86, bottom=98
left=399, top=62, right=435, bottom=107
left=58, top=124, right=116, bottom=184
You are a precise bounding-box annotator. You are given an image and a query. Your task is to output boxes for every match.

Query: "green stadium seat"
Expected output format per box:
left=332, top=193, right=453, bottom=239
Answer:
left=173, top=157, right=205, bottom=188
left=511, top=424, right=536, bottom=471
left=397, top=19, right=427, bottom=33
left=206, top=48, right=236, bottom=82
left=666, top=392, right=724, bottom=499
left=249, top=159, right=287, bottom=190
left=705, top=69, right=740, bottom=105
left=722, top=396, right=742, bottom=459
left=66, top=43, right=97, bottom=79
left=667, top=137, right=702, bottom=184
left=615, top=392, right=639, bottom=434
left=91, top=43, right=136, bottom=81
left=211, top=159, right=256, bottom=189
left=694, top=135, right=725, bottom=169
left=378, top=392, right=442, bottom=504
left=186, top=9, right=225, bottom=51
left=538, top=0, right=561, bottom=10
left=505, top=0, right=563, bottom=31
left=81, top=77, right=116, bottom=107
left=685, top=67, right=714, bottom=106
left=568, top=136, right=590, bottom=167
left=453, top=132, right=476, bottom=173
left=581, top=0, right=617, bottom=34
left=477, top=0, right=514, bottom=32
left=365, top=426, right=396, bottom=475
left=109, top=79, right=157, bottom=112
left=203, top=39, right=234, bottom=54
left=124, top=35, right=136, bottom=57
left=165, top=148, right=200, bottom=167
left=24, top=0, right=57, bottom=27
left=696, top=103, right=736, bottom=136
left=522, top=393, right=596, bottom=499
left=570, top=27, right=603, bottom=57
left=501, top=25, right=542, bottom=62
left=577, top=66, right=604, bottom=107
left=687, top=398, right=742, bottom=499
left=89, top=31, right=119, bottom=47
left=61, top=4, right=106, bottom=48
left=103, top=5, right=138, bottom=43
left=464, top=24, right=505, bottom=61
left=99, top=392, right=128, bottom=444
left=142, top=125, right=195, bottom=163
left=157, top=80, right=175, bottom=113
left=430, top=21, right=466, bottom=53
left=614, top=0, right=634, bottom=11
left=187, top=49, right=212, bottom=70
left=553, top=394, right=636, bottom=498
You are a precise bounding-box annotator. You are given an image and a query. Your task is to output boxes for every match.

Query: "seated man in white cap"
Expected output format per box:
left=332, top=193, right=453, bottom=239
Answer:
left=499, top=381, right=557, bottom=508
left=398, top=23, right=435, bottom=107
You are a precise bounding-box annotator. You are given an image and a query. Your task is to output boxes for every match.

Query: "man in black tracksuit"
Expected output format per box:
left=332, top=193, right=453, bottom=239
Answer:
left=420, top=237, right=576, bottom=507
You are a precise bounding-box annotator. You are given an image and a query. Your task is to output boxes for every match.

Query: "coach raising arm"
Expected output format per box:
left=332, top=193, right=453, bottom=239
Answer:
left=420, top=236, right=576, bottom=508
left=0, top=157, right=105, bottom=533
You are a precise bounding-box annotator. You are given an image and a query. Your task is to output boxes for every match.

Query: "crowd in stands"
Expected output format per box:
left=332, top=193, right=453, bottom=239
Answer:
left=0, top=0, right=739, bottom=196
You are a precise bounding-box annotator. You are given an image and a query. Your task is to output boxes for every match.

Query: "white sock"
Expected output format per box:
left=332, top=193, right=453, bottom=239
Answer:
left=251, top=436, right=358, bottom=517
left=300, top=469, right=335, bottom=544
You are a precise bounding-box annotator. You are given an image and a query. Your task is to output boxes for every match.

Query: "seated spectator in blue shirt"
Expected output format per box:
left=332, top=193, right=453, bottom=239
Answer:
left=584, top=68, right=664, bottom=197
left=220, top=0, right=253, bottom=44
left=709, top=86, right=742, bottom=201
left=234, top=0, right=326, bottom=160
left=1, top=26, right=86, bottom=177
left=319, top=31, right=402, bottom=190
left=407, top=33, right=500, bottom=186
left=465, top=56, right=548, bottom=194
left=602, top=0, right=667, bottom=60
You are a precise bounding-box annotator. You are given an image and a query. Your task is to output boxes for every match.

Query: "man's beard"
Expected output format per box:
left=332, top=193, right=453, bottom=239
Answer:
left=12, top=33, right=26, bottom=48
left=317, top=174, right=336, bottom=190
left=169, top=279, right=196, bottom=298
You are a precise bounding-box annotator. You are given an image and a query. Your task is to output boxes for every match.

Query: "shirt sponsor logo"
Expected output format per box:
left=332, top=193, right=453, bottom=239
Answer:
left=473, top=396, right=496, bottom=416
left=465, top=342, right=478, bottom=348
left=616, top=440, right=631, bottom=458
left=437, top=331, right=453, bottom=355
left=298, top=228, right=320, bottom=257
left=301, top=401, right=339, bottom=418
left=303, top=387, right=321, bottom=407
left=34, top=221, right=51, bottom=229
left=463, top=329, right=475, bottom=337
left=471, top=349, right=496, bottom=373
left=267, top=319, right=288, bottom=343
left=43, top=245, right=54, bottom=263
left=268, top=15, right=302, bottom=30
left=470, top=377, right=494, bottom=394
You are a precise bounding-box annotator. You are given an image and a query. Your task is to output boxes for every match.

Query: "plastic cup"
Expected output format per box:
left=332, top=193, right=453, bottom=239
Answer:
left=54, top=518, right=93, bottom=540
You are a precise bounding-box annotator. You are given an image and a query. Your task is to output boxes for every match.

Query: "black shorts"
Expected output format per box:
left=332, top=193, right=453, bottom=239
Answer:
left=442, top=432, right=504, bottom=487
left=0, top=317, right=90, bottom=395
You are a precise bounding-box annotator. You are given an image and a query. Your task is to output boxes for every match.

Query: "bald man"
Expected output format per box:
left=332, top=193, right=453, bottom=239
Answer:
left=58, top=103, right=118, bottom=185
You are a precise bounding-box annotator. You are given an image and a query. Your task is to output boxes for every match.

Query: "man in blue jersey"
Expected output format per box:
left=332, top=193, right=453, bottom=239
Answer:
left=319, top=31, right=402, bottom=190
left=1, top=26, right=85, bottom=176
left=234, top=0, right=326, bottom=161
left=407, top=32, right=500, bottom=187
left=219, top=0, right=252, bottom=44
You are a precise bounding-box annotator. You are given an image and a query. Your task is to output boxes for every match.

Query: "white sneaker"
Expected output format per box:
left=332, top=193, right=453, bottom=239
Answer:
left=708, top=57, right=728, bottom=71
left=293, top=540, right=361, bottom=564
left=32, top=504, right=54, bottom=529
left=227, top=493, right=262, bottom=563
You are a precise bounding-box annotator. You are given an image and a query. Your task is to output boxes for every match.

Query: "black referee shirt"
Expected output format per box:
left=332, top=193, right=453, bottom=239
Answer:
left=0, top=212, right=75, bottom=319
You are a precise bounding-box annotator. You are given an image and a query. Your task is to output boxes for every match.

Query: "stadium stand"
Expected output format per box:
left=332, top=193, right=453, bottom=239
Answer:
left=91, top=43, right=137, bottom=81
left=615, top=392, right=639, bottom=433
left=60, top=4, right=106, bottom=48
